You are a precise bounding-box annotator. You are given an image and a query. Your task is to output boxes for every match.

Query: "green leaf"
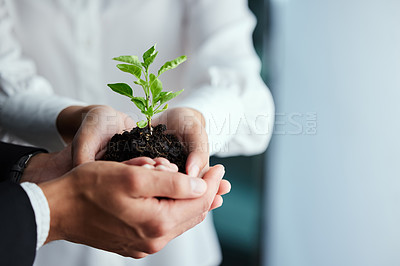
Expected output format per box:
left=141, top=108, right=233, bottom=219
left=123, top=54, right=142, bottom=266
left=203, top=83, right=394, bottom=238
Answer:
left=113, top=55, right=142, bottom=68
left=117, top=64, right=142, bottom=79
left=149, top=74, right=163, bottom=101
left=131, top=97, right=146, bottom=112
left=142, top=45, right=157, bottom=69
left=134, top=79, right=146, bottom=86
left=158, top=55, right=187, bottom=76
left=155, top=104, right=168, bottom=115
left=144, top=51, right=158, bottom=69
left=107, top=83, right=133, bottom=98
left=143, top=45, right=156, bottom=60
left=160, top=89, right=184, bottom=105
left=143, top=105, right=154, bottom=117
left=154, top=91, right=169, bottom=103
left=136, top=120, right=148, bottom=128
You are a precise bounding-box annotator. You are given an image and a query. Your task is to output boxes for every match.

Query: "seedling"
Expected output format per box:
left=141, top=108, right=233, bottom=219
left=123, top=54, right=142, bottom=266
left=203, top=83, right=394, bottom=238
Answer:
left=107, top=44, right=186, bottom=133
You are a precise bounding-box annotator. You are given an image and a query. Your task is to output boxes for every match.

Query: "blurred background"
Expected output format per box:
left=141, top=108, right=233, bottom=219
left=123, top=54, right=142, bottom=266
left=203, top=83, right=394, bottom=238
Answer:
left=212, top=0, right=400, bottom=265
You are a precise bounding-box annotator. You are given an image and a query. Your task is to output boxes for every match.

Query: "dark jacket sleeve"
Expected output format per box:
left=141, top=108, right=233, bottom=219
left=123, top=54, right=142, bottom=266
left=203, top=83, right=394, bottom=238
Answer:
left=0, top=141, right=47, bottom=182
left=0, top=181, right=37, bottom=266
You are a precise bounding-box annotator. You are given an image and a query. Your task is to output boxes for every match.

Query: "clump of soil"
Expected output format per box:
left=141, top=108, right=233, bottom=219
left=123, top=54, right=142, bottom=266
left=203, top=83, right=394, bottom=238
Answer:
left=103, top=124, right=188, bottom=173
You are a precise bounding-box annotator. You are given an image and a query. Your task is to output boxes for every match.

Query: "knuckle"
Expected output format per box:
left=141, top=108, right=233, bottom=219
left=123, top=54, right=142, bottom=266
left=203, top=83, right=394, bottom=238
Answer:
left=127, top=171, right=143, bottom=191
left=144, top=218, right=170, bottom=238
left=142, top=240, right=165, bottom=254
left=130, top=252, right=148, bottom=259
left=154, top=157, right=169, bottom=164
left=170, top=175, right=186, bottom=195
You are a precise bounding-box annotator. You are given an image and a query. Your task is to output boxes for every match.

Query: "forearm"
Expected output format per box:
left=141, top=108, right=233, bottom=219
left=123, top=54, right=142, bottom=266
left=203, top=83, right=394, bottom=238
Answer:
left=181, top=0, right=275, bottom=156
left=0, top=3, right=87, bottom=150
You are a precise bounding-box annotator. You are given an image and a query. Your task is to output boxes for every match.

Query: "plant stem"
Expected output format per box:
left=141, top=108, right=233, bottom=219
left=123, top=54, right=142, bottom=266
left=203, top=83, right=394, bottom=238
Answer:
left=143, top=66, right=153, bottom=134
left=144, top=68, right=150, bottom=109
left=147, top=116, right=152, bottom=134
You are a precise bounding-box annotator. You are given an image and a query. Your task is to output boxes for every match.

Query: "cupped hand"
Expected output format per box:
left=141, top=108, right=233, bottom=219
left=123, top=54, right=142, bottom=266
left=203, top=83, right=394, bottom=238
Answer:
left=39, top=161, right=227, bottom=258
left=153, top=107, right=209, bottom=178
left=22, top=151, right=173, bottom=184
left=71, top=105, right=135, bottom=166
left=153, top=107, right=231, bottom=199
left=124, top=156, right=231, bottom=209
left=124, top=157, right=179, bottom=172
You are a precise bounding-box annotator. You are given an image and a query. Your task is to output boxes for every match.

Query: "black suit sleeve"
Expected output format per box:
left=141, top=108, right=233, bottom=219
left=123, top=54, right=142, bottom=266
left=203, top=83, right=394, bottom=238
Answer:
left=0, top=141, right=47, bottom=266
left=0, top=141, right=47, bottom=182
left=0, top=181, right=37, bottom=266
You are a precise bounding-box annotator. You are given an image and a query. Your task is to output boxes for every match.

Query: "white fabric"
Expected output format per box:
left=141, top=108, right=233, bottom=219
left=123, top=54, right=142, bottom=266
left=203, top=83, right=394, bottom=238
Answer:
left=20, top=182, right=50, bottom=250
left=0, top=0, right=274, bottom=265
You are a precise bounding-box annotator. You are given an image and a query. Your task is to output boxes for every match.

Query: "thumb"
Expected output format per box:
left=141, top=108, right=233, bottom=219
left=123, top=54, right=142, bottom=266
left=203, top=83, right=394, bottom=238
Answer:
left=72, top=130, right=100, bottom=166
left=133, top=169, right=208, bottom=199
left=186, top=150, right=209, bottom=178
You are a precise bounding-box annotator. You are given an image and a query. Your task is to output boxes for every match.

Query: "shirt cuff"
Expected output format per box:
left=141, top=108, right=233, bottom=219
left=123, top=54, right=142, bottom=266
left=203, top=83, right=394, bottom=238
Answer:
left=20, top=182, right=50, bottom=250
left=0, top=89, right=86, bottom=151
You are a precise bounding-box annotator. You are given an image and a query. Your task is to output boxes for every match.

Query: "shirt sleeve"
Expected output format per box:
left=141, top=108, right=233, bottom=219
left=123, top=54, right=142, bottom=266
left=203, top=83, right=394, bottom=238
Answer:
left=175, top=0, right=275, bottom=157
left=0, top=1, right=86, bottom=151
left=20, top=182, right=50, bottom=250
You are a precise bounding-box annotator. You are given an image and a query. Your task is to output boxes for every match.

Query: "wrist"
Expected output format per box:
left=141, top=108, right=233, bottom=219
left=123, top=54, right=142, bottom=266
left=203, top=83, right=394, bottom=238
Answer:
left=21, top=153, right=50, bottom=183
left=39, top=175, right=77, bottom=243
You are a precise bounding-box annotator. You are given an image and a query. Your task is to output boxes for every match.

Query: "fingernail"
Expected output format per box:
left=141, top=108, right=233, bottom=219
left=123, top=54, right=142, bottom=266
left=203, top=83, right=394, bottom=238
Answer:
left=143, top=164, right=155, bottom=169
left=217, top=165, right=225, bottom=179
left=189, top=165, right=200, bottom=177
left=155, top=165, right=168, bottom=171
left=190, top=177, right=206, bottom=194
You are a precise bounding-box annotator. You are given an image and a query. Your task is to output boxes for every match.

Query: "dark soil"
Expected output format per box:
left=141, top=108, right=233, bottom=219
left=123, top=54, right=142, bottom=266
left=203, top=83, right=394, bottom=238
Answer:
left=103, top=124, right=188, bottom=173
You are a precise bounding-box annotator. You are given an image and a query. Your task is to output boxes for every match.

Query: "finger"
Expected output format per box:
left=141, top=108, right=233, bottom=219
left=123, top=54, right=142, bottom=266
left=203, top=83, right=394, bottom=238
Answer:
left=155, top=164, right=178, bottom=172
left=169, top=163, right=179, bottom=172
left=154, top=158, right=179, bottom=172
left=124, top=157, right=156, bottom=166
left=123, top=115, right=135, bottom=130
left=163, top=165, right=225, bottom=222
left=95, top=147, right=107, bottom=160
left=133, top=168, right=207, bottom=199
left=217, top=180, right=231, bottom=196
left=72, top=132, right=101, bottom=166
left=180, top=121, right=209, bottom=177
left=142, top=164, right=155, bottom=170
left=209, top=195, right=224, bottom=211
left=133, top=165, right=225, bottom=243
left=73, top=107, right=134, bottom=166
left=153, top=157, right=170, bottom=165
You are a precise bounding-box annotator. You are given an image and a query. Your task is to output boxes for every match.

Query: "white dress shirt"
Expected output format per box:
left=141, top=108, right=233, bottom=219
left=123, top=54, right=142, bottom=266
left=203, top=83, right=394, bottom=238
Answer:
left=20, top=182, right=50, bottom=250
left=0, top=0, right=274, bottom=265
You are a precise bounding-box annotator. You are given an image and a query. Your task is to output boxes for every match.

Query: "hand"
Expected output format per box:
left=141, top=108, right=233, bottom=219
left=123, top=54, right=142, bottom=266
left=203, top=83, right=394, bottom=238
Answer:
left=124, top=157, right=179, bottom=172
left=21, top=146, right=72, bottom=183
left=124, top=157, right=231, bottom=209
left=39, top=161, right=227, bottom=258
left=21, top=144, right=175, bottom=184
left=153, top=107, right=209, bottom=178
left=153, top=107, right=231, bottom=201
left=70, top=105, right=135, bottom=166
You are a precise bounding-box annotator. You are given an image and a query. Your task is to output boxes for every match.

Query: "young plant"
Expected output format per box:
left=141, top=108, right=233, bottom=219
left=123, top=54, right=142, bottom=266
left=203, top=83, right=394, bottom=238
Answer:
left=107, top=44, right=186, bottom=133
